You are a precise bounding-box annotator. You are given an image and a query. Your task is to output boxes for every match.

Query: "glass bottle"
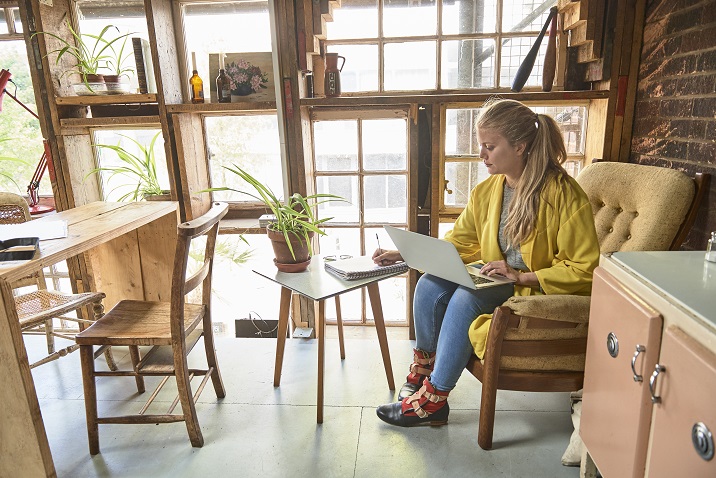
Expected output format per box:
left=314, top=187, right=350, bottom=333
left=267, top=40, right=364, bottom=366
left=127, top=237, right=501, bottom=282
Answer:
left=216, top=68, right=231, bottom=103
left=190, top=70, right=204, bottom=104
left=706, top=232, right=716, bottom=263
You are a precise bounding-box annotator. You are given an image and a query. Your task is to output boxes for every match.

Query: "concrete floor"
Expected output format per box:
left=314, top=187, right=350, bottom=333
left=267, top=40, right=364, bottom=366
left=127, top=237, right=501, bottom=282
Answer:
left=27, top=326, right=581, bottom=478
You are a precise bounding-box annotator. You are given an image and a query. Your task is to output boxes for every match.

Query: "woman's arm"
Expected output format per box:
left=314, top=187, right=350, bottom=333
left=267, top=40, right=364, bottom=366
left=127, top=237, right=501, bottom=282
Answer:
left=480, top=260, right=539, bottom=287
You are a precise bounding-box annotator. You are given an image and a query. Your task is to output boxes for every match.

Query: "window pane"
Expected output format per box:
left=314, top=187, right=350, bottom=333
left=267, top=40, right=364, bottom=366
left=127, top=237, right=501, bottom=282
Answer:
left=363, top=119, right=406, bottom=171
left=367, top=275, right=407, bottom=323
left=313, top=120, right=358, bottom=171
left=327, top=44, right=379, bottom=93
left=442, top=0, right=497, bottom=34
left=0, top=41, right=47, bottom=195
left=318, top=227, right=361, bottom=256
left=441, top=39, right=495, bottom=89
left=502, top=0, right=553, bottom=33
left=316, top=175, right=360, bottom=223
left=445, top=108, right=480, bottom=155
left=92, top=129, right=169, bottom=202
left=363, top=175, right=406, bottom=223
left=205, top=115, right=282, bottom=202
left=444, top=160, right=487, bottom=208
left=383, top=0, right=436, bottom=37
left=0, top=9, right=7, bottom=34
left=533, top=105, right=587, bottom=155
left=12, top=8, right=22, bottom=33
left=384, top=41, right=436, bottom=91
left=500, top=35, right=547, bottom=89
left=183, top=1, right=271, bottom=96
left=327, top=0, right=378, bottom=39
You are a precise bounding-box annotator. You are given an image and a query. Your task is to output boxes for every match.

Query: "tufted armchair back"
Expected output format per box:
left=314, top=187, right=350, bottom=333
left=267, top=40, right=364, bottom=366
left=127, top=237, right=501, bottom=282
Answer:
left=576, top=161, right=696, bottom=253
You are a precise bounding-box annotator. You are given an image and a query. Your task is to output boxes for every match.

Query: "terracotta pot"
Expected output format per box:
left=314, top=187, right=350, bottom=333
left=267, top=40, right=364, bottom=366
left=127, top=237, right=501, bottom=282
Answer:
left=82, top=73, right=105, bottom=83
left=267, top=227, right=313, bottom=272
left=144, top=190, right=171, bottom=201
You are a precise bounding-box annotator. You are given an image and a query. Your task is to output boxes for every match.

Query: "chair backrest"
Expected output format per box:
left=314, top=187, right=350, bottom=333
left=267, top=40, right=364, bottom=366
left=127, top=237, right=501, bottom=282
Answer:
left=576, top=162, right=708, bottom=253
left=0, top=192, right=31, bottom=224
left=170, top=202, right=228, bottom=343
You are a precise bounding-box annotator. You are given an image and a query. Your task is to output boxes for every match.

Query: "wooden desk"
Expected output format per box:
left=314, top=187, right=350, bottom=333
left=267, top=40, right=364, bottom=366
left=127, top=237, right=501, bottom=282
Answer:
left=253, top=256, right=399, bottom=423
left=0, top=201, right=178, bottom=477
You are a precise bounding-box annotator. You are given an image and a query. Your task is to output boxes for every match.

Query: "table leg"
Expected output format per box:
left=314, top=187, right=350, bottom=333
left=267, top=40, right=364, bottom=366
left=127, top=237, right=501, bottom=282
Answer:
left=366, top=283, right=395, bottom=390
left=335, top=296, right=345, bottom=360
left=317, top=299, right=326, bottom=423
left=273, top=287, right=292, bottom=387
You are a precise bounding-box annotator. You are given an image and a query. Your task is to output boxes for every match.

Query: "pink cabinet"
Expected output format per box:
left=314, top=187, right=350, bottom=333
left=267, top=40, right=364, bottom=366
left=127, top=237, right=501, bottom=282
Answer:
left=647, top=327, right=716, bottom=477
left=581, top=267, right=663, bottom=478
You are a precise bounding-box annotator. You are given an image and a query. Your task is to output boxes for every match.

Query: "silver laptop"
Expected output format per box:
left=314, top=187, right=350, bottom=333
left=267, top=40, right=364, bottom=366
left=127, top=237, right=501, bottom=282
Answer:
left=383, top=225, right=515, bottom=290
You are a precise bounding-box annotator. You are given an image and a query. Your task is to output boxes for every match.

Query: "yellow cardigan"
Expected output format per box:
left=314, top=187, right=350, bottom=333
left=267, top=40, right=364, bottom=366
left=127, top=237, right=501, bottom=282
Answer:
left=442, top=173, right=600, bottom=358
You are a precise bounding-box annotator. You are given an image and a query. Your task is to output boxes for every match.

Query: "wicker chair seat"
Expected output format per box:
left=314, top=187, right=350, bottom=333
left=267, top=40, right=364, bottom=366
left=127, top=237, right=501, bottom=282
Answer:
left=16, top=290, right=106, bottom=328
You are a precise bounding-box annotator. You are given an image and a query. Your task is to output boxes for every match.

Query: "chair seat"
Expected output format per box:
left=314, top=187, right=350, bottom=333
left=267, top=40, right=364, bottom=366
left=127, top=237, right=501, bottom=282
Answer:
left=75, top=300, right=206, bottom=346
left=16, top=290, right=106, bottom=328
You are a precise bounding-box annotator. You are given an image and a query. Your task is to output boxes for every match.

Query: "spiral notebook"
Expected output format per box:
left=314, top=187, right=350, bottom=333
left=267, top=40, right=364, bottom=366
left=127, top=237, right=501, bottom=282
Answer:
left=324, top=255, right=408, bottom=280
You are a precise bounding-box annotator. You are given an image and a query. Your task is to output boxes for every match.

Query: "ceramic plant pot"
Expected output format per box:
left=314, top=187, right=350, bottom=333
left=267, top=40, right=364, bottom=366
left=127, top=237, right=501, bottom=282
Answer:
left=267, top=227, right=313, bottom=272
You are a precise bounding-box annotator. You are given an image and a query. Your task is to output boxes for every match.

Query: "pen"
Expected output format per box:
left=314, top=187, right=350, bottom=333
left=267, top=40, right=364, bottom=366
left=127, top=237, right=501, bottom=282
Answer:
left=376, top=233, right=385, bottom=266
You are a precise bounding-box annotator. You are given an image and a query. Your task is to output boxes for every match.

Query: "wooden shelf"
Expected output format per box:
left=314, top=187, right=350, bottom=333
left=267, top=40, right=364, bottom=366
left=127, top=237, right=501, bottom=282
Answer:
left=300, top=89, right=610, bottom=107
left=59, top=115, right=162, bottom=135
left=54, top=94, right=158, bottom=106
left=166, top=101, right=277, bottom=114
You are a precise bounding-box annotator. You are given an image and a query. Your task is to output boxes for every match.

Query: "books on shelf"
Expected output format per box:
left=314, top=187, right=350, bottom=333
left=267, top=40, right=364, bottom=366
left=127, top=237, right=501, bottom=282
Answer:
left=132, top=37, right=156, bottom=94
left=324, top=255, right=408, bottom=280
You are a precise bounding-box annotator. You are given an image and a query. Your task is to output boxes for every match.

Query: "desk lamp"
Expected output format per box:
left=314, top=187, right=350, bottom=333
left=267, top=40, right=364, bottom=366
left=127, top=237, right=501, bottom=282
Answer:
left=0, top=68, right=55, bottom=214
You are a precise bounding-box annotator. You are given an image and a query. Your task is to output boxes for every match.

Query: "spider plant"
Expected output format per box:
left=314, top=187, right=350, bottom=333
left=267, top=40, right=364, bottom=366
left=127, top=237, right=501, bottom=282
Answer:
left=85, top=132, right=164, bottom=202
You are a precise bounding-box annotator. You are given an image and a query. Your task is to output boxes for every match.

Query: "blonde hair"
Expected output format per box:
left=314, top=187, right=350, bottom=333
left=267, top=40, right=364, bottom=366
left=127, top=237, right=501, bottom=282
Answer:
left=476, top=98, right=567, bottom=246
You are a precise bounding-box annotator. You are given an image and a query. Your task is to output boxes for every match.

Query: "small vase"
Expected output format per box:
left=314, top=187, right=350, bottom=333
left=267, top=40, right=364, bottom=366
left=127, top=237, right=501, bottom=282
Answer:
left=231, top=84, right=254, bottom=96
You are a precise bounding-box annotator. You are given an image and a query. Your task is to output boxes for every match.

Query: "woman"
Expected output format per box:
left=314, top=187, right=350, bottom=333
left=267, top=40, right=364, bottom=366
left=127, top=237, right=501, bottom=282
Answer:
left=373, top=99, right=600, bottom=427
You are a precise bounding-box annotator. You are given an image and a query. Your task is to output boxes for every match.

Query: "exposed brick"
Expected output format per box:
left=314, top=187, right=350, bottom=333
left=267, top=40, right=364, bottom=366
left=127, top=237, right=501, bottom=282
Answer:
left=634, top=117, right=673, bottom=137
left=676, top=74, right=716, bottom=95
left=692, top=97, right=716, bottom=117
left=631, top=136, right=658, bottom=154
left=643, top=16, right=669, bottom=46
left=644, top=78, right=677, bottom=97
left=635, top=99, right=661, bottom=117
left=688, top=140, right=716, bottom=163
left=663, top=55, right=698, bottom=76
left=697, top=49, right=716, bottom=72
left=642, top=36, right=682, bottom=64
left=681, top=25, right=716, bottom=52
left=707, top=120, right=716, bottom=139
left=687, top=119, right=708, bottom=139
left=669, top=119, right=693, bottom=138
left=666, top=6, right=707, bottom=35
left=639, top=58, right=663, bottom=80
left=654, top=138, right=690, bottom=157
left=646, top=0, right=696, bottom=23
left=660, top=98, right=694, bottom=117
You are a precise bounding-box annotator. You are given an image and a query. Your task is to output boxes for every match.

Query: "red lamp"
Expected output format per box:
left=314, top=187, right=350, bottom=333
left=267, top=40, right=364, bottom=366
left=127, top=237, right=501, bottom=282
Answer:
left=0, top=68, right=55, bottom=215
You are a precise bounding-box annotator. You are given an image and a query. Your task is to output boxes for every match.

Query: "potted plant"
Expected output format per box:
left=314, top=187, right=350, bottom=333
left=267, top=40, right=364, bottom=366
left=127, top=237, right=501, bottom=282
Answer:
left=102, top=34, right=135, bottom=94
left=204, top=165, right=344, bottom=272
left=85, top=132, right=169, bottom=202
left=33, top=21, right=132, bottom=94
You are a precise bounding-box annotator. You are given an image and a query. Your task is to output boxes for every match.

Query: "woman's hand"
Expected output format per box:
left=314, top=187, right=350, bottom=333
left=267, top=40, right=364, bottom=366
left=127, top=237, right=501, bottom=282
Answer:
left=372, top=248, right=403, bottom=266
left=481, top=260, right=539, bottom=287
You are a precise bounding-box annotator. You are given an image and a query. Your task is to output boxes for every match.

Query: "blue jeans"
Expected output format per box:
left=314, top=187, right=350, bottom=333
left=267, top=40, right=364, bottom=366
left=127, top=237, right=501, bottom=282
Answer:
left=413, top=274, right=514, bottom=392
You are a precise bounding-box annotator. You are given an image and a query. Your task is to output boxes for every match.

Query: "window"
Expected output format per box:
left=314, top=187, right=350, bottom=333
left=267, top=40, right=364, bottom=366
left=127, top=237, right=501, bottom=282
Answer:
left=442, top=102, right=587, bottom=213
left=326, top=0, right=558, bottom=93
left=311, top=110, right=410, bottom=324
left=91, top=128, right=169, bottom=201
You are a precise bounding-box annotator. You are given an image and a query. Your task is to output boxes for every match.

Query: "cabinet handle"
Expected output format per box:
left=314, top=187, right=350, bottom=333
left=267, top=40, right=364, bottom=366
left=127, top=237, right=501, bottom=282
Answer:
left=631, top=344, right=646, bottom=382
left=649, top=364, right=666, bottom=404
left=606, top=332, right=619, bottom=358
left=692, top=422, right=714, bottom=461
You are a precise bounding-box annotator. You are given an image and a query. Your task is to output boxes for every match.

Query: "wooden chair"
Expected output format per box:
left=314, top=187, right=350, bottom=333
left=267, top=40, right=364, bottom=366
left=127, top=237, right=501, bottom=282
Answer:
left=75, top=201, right=229, bottom=454
left=466, top=162, right=710, bottom=450
left=0, top=192, right=115, bottom=369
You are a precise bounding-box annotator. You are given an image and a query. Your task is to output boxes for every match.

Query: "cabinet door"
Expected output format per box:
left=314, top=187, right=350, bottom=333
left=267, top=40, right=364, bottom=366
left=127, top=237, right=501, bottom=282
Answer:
left=647, top=327, right=716, bottom=477
left=581, top=267, right=663, bottom=478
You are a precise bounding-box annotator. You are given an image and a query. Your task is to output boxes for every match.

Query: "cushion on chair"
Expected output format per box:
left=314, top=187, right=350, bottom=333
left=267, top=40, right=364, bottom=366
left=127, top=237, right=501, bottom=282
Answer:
left=504, top=295, right=590, bottom=323
left=577, top=162, right=695, bottom=253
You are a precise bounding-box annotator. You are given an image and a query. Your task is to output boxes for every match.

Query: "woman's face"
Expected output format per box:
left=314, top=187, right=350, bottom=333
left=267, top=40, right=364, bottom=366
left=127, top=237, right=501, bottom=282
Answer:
left=477, top=127, right=527, bottom=183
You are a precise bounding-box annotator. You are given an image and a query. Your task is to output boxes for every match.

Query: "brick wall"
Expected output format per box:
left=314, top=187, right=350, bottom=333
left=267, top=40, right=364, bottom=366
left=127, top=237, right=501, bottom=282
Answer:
left=631, top=0, right=716, bottom=249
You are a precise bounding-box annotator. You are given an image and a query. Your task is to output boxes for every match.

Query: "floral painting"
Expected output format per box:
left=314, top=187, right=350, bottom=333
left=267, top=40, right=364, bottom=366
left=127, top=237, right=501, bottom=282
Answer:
left=208, top=52, right=275, bottom=102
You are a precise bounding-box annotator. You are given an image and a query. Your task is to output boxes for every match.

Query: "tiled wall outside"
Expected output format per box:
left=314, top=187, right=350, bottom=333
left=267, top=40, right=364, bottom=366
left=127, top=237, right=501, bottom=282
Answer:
left=631, top=0, right=715, bottom=249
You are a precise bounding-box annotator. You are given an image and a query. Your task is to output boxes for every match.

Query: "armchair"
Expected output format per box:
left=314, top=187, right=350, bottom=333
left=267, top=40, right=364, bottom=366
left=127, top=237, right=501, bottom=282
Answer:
left=466, top=161, right=710, bottom=450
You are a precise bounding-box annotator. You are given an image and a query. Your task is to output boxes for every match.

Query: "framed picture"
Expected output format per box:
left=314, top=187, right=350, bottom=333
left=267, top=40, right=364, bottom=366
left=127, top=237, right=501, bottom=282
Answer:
left=208, top=52, right=275, bottom=102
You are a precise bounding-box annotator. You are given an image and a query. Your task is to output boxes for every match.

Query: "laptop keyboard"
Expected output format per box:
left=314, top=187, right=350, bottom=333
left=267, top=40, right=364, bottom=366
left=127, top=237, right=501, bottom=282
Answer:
left=469, top=273, right=493, bottom=285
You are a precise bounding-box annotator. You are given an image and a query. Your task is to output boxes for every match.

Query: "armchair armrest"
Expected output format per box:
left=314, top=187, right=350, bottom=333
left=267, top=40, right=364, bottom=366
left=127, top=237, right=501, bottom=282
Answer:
left=503, top=295, right=591, bottom=324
